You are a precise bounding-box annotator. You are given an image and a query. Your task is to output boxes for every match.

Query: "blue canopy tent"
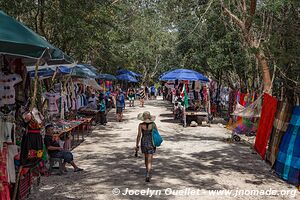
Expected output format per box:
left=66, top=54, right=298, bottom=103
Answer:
left=27, top=65, right=74, bottom=79
left=58, top=65, right=72, bottom=74
left=159, top=69, right=209, bottom=82
left=80, top=64, right=99, bottom=75
left=70, top=64, right=98, bottom=78
left=116, top=73, right=138, bottom=83
left=97, top=73, right=117, bottom=80
left=28, top=68, right=55, bottom=79
left=117, top=69, right=142, bottom=77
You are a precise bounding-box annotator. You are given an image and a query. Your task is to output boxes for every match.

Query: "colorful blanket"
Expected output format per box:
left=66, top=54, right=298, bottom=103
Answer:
left=254, top=93, right=278, bottom=159
left=266, top=101, right=292, bottom=166
left=275, top=106, right=300, bottom=186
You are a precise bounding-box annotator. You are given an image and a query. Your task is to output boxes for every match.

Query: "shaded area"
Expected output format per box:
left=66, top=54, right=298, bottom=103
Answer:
left=28, top=100, right=297, bottom=200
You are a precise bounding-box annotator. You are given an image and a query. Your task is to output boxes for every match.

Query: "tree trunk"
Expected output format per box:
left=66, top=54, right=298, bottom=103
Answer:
left=255, top=51, right=272, bottom=93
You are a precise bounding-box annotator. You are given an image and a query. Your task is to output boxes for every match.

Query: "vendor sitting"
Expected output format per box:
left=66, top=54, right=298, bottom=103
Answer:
left=44, top=124, right=83, bottom=172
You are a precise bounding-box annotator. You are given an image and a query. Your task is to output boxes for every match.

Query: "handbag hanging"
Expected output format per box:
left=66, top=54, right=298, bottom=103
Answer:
left=152, top=123, right=163, bottom=147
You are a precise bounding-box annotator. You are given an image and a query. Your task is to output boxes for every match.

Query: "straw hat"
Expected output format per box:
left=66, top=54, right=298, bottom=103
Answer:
left=137, top=111, right=156, bottom=123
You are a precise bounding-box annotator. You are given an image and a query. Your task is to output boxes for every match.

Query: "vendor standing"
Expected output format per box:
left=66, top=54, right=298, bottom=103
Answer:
left=87, top=92, right=98, bottom=110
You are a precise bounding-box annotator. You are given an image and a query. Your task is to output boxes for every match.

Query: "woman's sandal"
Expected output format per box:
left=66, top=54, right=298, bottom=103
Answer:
left=145, top=170, right=152, bottom=182
left=74, top=168, right=84, bottom=172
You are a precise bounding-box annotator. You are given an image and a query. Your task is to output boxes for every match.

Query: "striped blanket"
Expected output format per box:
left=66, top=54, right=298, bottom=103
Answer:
left=275, top=106, right=300, bottom=186
left=266, top=102, right=292, bottom=166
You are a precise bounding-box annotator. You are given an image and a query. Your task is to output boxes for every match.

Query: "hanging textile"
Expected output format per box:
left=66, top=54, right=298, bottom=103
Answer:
left=266, top=102, right=292, bottom=166
left=0, top=146, right=10, bottom=200
left=42, top=92, right=60, bottom=115
left=275, top=106, right=300, bottom=186
left=254, top=93, right=278, bottom=159
left=0, top=73, right=22, bottom=107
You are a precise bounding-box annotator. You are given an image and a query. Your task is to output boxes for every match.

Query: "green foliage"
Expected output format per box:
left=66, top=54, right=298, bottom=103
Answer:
left=0, top=0, right=299, bottom=89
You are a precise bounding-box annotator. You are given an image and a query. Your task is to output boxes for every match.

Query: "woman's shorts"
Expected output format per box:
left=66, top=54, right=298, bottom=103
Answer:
left=128, top=97, right=135, bottom=101
left=116, top=107, right=123, bottom=114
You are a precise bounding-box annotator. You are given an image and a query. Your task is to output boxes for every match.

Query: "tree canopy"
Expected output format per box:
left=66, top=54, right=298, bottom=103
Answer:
left=1, top=0, right=299, bottom=94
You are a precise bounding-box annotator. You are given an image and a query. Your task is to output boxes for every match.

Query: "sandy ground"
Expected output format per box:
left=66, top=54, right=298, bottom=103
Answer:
left=28, top=98, right=299, bottom=200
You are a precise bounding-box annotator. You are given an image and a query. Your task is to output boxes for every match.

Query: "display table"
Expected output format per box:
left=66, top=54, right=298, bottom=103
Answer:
left=184, top=111, right=208, bottom=127
left=53, top=118, right=93, bottom=149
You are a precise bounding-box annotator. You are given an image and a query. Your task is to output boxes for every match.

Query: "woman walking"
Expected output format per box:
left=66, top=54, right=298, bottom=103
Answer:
left=135, top=111, right=157, bottom=182
left=128, top=87, right=136, bottom=107
left=116, top=89, right=125, bottom=122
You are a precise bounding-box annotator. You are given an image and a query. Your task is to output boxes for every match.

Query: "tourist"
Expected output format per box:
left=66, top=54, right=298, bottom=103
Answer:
left=128, top=87, right=136, bottom=107
left=150, top=85, right=156, bottom=100
left=44, top=124, right=83, bottom=172
left=145, top=85, right=149, bottom=100
left=99, top=93, right=107, bottom=125
left=139, top=86, right=145, bottom=107
left=135, top=111, right=158, bottom=182
left=116, top=89, right=125, bottom=122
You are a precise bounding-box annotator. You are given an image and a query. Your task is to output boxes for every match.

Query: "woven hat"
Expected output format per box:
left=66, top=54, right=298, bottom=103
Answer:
left=137, top=111, right=156, bottom=123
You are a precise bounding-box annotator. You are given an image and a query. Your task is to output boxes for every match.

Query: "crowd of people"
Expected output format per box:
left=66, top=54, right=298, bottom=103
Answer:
left=83, top=84, right=159, bottom=124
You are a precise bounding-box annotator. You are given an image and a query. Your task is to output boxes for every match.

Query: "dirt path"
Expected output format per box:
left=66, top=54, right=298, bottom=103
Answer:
left=29, top=98, right=299, bottom=200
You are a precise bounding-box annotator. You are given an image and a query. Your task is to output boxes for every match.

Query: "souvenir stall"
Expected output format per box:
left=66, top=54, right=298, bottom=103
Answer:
left=75, top=78, right=102, bottom=118
left=0, top=11, right=74, bottom=200
left=159, top=69, right=210, bottom=127
left=43, top=73, right=98, bottom=150
left=97, top=73, right=117, bottom=109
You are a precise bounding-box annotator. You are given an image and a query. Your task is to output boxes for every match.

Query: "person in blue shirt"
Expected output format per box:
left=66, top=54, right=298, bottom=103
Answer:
left=116, top=89, right=125, bottom=122
left=99, top=93, right=107, bottom=125
left=150, top=85, right=156, bottom=100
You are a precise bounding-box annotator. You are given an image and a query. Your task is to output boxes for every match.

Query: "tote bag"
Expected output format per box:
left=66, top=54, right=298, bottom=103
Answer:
left=152, top=125, right=163, bottom=147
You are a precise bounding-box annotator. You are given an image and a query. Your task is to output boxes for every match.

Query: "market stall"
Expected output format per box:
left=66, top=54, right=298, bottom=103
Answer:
left=0, top=11, right=78, bottom=200
left=160, top=69, right=210, bottom=127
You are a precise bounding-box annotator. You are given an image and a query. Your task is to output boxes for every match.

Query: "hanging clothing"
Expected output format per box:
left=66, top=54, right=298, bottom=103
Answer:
left=266, top=102, right=292, bottom=166
left=194, top=81, right=201, bottom=92
left=0, top=113, right=15, bottom=150
left=7, top=145, right=18, bottom=183
left=275, top=106, right=300, bottom=185
left=0, top=146, right=10, bottom=200
left=20, top=121, right=43, bottom=166
left=0, top=73, right=22, bottom=107
left=43, top=92, right=60, bottom=115
left=254, top=93, right=278, bottom=159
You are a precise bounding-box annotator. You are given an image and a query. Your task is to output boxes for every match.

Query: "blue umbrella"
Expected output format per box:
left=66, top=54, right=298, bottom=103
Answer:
left=97, top=73, right=117, bottom=80
left=58, top=65, right=72, bottom=74
left=71, top=64, right=98, bottom=78
left=28, top=68, right=55, bottom=79
left=160, top=69, right=209, bottom=82
left=116, top=74, right=138, bottom=83
left=117, top=69, right=142, bottom=77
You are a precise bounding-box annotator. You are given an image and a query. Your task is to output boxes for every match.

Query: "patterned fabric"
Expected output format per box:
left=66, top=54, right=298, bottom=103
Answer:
left=141, top=123, right=156, bottom=154
left=140, top=90, right=145, bottom=99
left=0, top=146, right=10, bottom=200
left=275, top=106, right=300, bottom=186
left=43, top=92, right=60, bottom=115
left=0, top=73, right=22, bottom=106
left=254, top=93, right=278, bottom=159
left=266, top=101, right=292, bottom=166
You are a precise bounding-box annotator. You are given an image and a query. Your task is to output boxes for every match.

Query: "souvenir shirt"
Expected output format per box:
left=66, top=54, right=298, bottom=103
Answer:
left=43, top=92, right=60, bottom=115
left=0, top=73, right=22, bottom=107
